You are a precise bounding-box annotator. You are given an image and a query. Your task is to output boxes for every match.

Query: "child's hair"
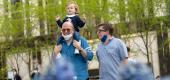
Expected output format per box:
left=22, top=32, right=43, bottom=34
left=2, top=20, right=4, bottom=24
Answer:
left=66, top=1, right=79, bottom=14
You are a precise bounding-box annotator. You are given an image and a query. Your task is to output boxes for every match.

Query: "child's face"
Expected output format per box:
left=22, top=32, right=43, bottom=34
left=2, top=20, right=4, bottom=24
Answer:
left=67, top=4, right=76, bottom=15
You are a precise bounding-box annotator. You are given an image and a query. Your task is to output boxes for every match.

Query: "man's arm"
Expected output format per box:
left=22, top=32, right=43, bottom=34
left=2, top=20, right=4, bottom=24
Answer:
left=54, top=45, right=62, bottom=57
left=78, top=47, right=87, bottom=59
left=123, top=58, right=128, bottom=64
left=118, top=39, right=128, bottom=64
left=73, top=38, right=93, bottom=60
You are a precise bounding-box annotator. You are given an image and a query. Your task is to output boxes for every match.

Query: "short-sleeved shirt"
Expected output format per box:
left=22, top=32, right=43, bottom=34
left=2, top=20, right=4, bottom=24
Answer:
left=60, top=36, right=93, bottom=80
left=96, top=37, right=128, bottom=80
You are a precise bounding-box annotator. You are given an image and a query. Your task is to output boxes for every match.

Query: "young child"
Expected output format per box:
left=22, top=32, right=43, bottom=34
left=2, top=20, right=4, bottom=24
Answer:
left=56, top=1, right=85, bottom=54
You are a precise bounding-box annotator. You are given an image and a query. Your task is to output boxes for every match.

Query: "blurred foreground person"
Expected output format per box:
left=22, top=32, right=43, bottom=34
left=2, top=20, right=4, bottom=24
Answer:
left=161, top=76, right=170, bottom=80
left=41, top=57, right=75, bottom=80
left=118, top=63, right=154, bottom=80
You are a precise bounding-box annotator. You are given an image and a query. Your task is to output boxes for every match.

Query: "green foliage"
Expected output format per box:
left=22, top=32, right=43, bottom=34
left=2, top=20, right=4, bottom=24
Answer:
left=0, top=66, right=7, bottom=79
left=0, top=0, right=169, bottom=51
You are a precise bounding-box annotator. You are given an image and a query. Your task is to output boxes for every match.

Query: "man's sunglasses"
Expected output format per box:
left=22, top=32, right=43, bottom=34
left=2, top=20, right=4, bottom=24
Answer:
left=62, top=29, right=71, bottom=33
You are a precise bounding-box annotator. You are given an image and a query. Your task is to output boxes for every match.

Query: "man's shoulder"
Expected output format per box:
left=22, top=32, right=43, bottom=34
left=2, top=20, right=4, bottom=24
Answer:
left=79, top=36, right=87, bottom=42
left=112, top=37, right=124, bottom=44
left=112, top=37, right=121, bottom=41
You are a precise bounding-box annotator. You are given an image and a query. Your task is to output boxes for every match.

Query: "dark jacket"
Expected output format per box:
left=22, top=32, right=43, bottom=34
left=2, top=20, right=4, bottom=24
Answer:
left=56, top=15, right=85, bottom=32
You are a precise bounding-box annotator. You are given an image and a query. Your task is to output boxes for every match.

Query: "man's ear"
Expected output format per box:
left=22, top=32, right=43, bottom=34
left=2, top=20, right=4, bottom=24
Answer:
left=72, top=29, right=75, bottom=34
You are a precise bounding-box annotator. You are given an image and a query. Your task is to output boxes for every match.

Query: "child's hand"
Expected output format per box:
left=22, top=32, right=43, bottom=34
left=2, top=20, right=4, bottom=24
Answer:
left=56, top=16, right=60, bottom=21
left=73, top=40, right=81, bottom=50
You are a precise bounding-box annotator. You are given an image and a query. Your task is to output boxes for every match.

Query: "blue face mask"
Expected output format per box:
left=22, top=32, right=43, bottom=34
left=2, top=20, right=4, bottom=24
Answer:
left=101, top=35, right=107, bottom=43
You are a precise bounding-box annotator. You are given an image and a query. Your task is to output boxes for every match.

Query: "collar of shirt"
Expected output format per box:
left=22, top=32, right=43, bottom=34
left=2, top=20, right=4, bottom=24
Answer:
left=66, top=14, right=76, bottom=17
left=103, top=36, right=114, bottom=45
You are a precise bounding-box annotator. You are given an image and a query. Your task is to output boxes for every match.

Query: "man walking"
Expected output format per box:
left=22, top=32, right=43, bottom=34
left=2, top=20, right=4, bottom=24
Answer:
left=96, top=23, right=128, bottom=80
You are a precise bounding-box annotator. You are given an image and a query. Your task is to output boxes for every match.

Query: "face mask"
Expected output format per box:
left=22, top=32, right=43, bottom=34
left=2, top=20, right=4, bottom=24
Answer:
left=62, top=33, right=73, bottom=41
left=101, top=35, right=107, bottom=43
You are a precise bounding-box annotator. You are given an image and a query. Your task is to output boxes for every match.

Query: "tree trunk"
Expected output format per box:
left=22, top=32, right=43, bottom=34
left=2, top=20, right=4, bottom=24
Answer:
left=157, top=0, right=170, bottom=76
left=38, top=0, right=45, bottom=36
left=24, top=0, right=31, bottom=37
left=157, top=23, right=170, bottom=76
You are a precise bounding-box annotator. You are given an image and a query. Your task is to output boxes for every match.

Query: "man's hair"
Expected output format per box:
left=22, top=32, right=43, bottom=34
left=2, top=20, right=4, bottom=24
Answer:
left=96, top=23, right=113, bottom=35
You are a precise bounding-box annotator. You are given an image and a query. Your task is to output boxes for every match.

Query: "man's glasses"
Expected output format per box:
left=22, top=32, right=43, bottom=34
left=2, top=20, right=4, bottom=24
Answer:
left=97, top=29, right=106, bottom=33
left=62, top=29, right=71, bottom=33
